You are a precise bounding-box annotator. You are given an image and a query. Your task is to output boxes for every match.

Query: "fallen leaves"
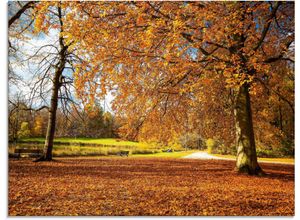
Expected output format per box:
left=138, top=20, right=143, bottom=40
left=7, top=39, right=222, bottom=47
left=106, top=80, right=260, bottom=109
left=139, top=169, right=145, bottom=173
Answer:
left=8, top=158, right=294, bottom=216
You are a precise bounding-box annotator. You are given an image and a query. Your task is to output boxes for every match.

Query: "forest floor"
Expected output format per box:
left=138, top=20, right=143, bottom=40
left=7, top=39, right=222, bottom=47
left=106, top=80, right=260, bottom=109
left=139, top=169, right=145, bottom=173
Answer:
left=9, top=158, right=294, bottom=216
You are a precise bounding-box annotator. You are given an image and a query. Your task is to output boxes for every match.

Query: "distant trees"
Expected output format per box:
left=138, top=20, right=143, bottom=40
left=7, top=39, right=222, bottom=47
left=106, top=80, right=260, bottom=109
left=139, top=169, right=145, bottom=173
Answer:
left=8, top=102, right=117, bottom=141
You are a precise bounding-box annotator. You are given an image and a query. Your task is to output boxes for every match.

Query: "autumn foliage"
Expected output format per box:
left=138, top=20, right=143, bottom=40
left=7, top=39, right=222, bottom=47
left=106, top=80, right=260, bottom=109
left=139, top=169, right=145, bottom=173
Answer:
left=22, top=1, right=294, bottom=149
left=9, top=0, right=294, bottom=178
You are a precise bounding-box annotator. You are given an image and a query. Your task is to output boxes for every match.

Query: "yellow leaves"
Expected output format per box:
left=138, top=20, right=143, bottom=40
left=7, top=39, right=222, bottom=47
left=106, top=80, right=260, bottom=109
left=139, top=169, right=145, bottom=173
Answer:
left=99, top=11, right=107, bottom=18
left=101, top=29, right=109, bottom=39
left=32, top=2, right=59, bottom=34
left=172, top=19, right=184, bottom=32
left=34, top=14, right=44, bottom=33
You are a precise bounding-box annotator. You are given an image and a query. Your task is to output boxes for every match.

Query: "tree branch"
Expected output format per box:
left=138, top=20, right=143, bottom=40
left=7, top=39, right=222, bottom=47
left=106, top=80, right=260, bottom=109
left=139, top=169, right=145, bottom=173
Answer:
left=9, top=1, right=35, bottom=27
left=253, top=1, right=281, bottom=51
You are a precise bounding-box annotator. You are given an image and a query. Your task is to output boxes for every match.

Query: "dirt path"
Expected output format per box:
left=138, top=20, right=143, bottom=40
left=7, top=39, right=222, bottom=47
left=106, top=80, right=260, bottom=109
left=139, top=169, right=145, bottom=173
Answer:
left=183, top=151, right=294, bottom=165
left=183, top=152, right=228, bottom=160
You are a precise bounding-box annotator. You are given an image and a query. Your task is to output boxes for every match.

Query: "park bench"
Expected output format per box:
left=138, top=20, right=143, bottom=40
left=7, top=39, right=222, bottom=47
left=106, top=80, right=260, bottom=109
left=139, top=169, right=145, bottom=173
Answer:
left=117, top=151, right=129, bottom=157
left=14, top=148, right=43, bottom=159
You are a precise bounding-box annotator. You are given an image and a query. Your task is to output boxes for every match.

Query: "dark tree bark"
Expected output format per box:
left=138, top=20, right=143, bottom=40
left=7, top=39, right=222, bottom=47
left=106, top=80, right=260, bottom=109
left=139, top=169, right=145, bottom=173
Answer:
left=234, top=83, right=264, bottom=175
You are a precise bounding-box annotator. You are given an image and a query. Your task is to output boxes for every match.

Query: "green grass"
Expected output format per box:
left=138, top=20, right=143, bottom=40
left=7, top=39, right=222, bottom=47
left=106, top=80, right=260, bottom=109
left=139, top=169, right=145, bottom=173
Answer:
left=51, top=150, right=197, bottom=159
left=10, top=138, right=187, bottom=158
left=131, top=150, right=197, bottom=158
left=53, top=148, right=195, bottom=158
left=19, top=137, right=147, bottom=147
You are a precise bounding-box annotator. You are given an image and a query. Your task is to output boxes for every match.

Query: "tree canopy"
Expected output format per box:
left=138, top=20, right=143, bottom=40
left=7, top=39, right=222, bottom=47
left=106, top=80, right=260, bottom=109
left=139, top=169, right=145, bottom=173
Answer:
left=9, top=1, right=294, bottom=174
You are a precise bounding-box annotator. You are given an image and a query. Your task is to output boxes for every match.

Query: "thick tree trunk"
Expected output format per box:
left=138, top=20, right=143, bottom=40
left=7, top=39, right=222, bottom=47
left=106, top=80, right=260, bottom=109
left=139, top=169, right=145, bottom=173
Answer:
left=234, top=83, right=264, bottom=175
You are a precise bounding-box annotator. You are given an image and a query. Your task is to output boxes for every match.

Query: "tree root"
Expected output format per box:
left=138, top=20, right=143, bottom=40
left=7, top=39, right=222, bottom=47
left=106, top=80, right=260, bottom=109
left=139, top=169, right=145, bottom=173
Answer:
left=236, top=165, right=266, bottom=176
left=33, top=156, right=53, bottom=162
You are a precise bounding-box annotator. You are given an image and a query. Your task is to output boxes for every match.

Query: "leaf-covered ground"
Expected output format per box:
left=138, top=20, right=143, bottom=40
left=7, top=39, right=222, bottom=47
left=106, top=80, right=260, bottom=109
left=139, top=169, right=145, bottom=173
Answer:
left=8, top=158, right=294, bottom=216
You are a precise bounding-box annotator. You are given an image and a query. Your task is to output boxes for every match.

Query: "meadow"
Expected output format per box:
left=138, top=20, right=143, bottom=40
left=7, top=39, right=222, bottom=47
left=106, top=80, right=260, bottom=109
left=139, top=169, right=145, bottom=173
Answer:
left=9, top=137, right=190, bottom=157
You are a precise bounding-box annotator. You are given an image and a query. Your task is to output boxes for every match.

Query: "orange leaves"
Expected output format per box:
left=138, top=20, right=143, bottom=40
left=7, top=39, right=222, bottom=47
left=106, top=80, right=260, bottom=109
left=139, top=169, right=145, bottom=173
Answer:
left=33, top=2, right=57, bottom=34
left=24, top=2, right=294, bottom=150
left=34, top=13, right=45, bottom=33
left=8, top=158, right=295, bottom=216
left=136, top=15, right=146, bottom=26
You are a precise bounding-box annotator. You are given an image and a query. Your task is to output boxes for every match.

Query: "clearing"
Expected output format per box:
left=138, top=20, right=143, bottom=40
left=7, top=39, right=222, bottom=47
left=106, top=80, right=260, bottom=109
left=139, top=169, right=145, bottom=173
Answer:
left=9, top=158, right=294, bottom=216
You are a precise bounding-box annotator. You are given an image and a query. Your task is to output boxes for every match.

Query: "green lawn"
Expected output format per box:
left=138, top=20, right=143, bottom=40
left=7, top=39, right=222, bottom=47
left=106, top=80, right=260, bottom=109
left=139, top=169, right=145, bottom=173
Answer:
left=14, top=138, right=294, bottom=163
left=19, top=137, right=148, bottom=147
left=131, top=150, right=197, bottom=158
left=11, top=137, right=186, bottom=158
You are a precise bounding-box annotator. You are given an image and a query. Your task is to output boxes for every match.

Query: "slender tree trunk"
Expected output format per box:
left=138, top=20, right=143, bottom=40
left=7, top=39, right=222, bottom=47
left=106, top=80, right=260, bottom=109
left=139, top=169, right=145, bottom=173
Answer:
left=41, top=70, right=61, bottom=160
left=35, top=4, right=67, bottom=161
left=234, top=83, right=264, bottom=175
left=35, top=50, right=67, bottom=161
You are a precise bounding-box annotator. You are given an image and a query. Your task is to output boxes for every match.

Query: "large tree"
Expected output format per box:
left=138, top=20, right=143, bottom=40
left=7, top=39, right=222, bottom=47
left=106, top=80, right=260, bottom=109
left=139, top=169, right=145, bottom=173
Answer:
left=68, top=1, right=294, bottom=174
left=9, top=2, right=294, bottom=174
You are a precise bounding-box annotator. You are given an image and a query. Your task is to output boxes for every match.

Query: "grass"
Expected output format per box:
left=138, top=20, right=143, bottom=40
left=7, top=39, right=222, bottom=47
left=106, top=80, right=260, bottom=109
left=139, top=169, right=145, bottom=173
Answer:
left=19, top=137, right=147, bottom=147
left=12, top=138, right=294, bottom=162
left=131, top=150, right=197, bottom=158
left=9, top=138, right=188, bottom=158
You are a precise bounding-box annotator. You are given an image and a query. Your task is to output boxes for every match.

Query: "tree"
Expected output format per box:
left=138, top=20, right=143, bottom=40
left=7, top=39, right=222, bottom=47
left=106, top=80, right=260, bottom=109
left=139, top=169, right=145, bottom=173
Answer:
left=69, top=1, right=294, bottom=174
left=17, top=122, right=31, bottom=139
left=34, top=3, right=70, bottom=161
left=8, top=94, right=32, bottom=142
left=33, top=115, right=43, bottom=137
left=9, top=2, right=294, bottom=174
left=9, top=2, right=80, bottom=161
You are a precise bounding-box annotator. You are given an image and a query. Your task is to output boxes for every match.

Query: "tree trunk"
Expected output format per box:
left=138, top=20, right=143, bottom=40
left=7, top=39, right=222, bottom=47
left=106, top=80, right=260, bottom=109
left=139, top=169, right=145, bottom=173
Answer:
left=35, top=5, right=67, bottom=161
left=41, top=72, right=60, bottom=160
left=234, top=83, right=264, bottom=175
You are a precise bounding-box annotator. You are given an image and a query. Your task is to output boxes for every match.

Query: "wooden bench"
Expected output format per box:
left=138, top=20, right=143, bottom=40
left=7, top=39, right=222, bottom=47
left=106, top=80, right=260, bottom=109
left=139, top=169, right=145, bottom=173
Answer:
left=14, top=148, right=43, bottom=159
left=117, top=151, right=129, bottom=157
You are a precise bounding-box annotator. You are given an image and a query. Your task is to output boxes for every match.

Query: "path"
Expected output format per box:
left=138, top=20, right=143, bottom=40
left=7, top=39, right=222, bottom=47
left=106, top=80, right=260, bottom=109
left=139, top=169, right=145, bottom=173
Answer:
left=183, top=151, right=294, bottom=165
left=183, top=151, right=229, bottom=160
